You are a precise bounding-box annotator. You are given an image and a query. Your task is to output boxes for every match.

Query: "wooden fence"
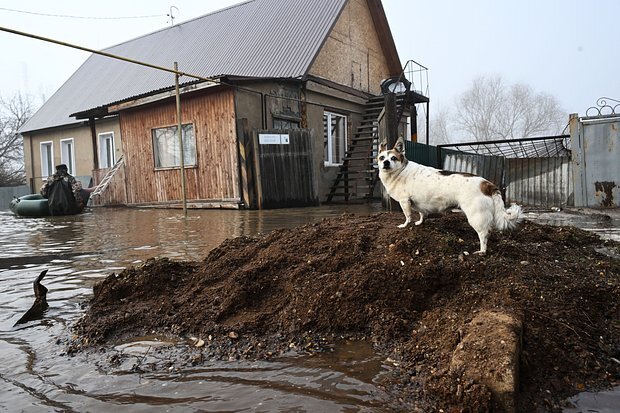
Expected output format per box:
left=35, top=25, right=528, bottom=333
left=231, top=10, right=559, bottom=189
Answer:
left=252, top=129, right=318, bottom=209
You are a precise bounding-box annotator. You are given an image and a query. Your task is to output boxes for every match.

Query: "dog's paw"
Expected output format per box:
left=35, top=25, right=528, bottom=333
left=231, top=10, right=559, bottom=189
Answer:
left=397, top=223, right=408, bottom=229
left=473, top=250, right=486, bottom=255
left=414, top=221, right=423, bottom=226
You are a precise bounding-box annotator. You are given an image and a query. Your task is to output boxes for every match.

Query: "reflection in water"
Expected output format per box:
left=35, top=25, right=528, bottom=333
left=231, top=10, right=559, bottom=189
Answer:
left=0, top=204, right=389, bottom=412
left=563, top=385, right=620, bottom=413
left=525, top=209, right=620, bottom=242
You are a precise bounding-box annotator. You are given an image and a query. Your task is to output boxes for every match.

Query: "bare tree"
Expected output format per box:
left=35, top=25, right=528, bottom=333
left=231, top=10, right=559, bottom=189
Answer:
left=428, top=106, right=453, bottom=145
left=0, top=93, right=34, bottom=186
left=413, top=105, right=453, bottom=145
left=454, top=75, right=566, bottom=142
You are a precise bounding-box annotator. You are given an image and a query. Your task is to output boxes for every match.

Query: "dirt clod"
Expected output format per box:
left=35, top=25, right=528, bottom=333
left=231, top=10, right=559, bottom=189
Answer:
left=70, top=211, right=620, bottom=412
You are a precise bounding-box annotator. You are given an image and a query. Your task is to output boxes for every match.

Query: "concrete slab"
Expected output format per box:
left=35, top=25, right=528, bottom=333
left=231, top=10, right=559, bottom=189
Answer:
left=450, top=311, right=523, bottom=413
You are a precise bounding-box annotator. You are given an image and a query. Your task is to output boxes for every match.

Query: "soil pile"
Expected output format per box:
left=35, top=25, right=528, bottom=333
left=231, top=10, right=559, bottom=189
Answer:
left=70, top=212, right=620, bottom=412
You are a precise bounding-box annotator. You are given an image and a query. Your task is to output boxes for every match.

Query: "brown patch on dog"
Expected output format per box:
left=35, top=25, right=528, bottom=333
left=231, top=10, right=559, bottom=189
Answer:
left=439, top=170, right=475, bottom=177
left=480, top=180, right=498, bottom=197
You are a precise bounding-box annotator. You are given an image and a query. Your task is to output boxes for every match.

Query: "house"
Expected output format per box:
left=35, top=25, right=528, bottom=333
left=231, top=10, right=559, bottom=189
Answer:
left=19, top=0, right=429, bottom=209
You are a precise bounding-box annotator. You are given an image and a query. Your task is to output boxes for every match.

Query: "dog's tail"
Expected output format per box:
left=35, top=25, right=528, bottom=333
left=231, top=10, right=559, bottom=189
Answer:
left=492, top=193, right=524, bottom=231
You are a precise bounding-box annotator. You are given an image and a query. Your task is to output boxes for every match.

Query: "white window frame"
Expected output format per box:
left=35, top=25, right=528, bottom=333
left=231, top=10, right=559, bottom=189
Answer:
left=152, top=123, right=197, bottom=169
left=98, top=132, right=116, bottom=169
left=60, top=138, right=76, bottom=175
left=40, top=141, right=54, bottom=178
left=323, top=111, right=348, bottom=166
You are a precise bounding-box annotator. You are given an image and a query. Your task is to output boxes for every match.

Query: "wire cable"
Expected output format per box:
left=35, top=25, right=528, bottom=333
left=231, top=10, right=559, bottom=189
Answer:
left=0, top=6, right=163, bottom=20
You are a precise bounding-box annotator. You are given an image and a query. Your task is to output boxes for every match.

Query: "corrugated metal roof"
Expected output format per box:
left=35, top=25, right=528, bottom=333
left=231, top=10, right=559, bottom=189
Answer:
left=21, top=0, right=347, bottom=133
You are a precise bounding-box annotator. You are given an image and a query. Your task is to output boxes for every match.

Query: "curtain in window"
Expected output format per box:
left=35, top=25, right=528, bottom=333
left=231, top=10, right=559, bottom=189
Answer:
left=152, top=124, right=196, bottom=168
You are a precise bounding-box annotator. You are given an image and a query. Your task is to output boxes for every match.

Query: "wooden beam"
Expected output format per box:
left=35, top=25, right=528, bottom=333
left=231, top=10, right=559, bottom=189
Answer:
left=107, top=81, right=220, bottom=113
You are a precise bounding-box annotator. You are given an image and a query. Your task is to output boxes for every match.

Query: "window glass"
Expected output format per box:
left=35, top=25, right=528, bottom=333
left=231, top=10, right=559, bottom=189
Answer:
left=152, top=124, right=196, bottom=168
left=60, top=139, right=75, bottom=175
left=323, top=112, right=347, bottom=166
left=99, top=132, right=115, bottom=168
left=40, top=142, right=53, bottom=177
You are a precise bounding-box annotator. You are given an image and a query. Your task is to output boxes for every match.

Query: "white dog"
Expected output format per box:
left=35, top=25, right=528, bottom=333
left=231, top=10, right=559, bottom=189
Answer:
left=378, top=138, right=523, bottom=254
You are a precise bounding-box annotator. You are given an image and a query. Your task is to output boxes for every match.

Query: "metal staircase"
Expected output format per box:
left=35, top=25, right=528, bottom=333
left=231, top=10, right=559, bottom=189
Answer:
left=325, top=94, right=408, bottom=202
left=325, top=60, right=430, bottom=203
left=87, top=156, right=124, bottom=206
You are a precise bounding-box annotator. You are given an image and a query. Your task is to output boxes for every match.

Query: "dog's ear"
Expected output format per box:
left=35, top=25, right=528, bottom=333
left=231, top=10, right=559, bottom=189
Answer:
left=393, top=137, right=405, bottom=154
left=379, top=141, right=388, bottom=153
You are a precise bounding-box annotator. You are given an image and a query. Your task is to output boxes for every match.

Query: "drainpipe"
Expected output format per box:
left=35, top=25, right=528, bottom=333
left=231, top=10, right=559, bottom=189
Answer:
left=89, top=118, right=99, bottom=170
left=28, top=134, right=35, bottom=192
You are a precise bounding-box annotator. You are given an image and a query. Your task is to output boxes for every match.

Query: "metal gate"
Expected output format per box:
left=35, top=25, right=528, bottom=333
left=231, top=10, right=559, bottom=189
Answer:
left=571, top=101, right=620, bottom=208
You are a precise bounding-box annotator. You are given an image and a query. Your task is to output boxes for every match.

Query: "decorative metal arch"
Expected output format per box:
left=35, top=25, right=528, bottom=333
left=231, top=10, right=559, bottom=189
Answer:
left=585, top=97, right=620, bottom=117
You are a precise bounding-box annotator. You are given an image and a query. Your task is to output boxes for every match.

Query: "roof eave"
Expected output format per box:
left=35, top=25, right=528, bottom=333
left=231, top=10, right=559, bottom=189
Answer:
left=72, top=79, right=222, bottom=117
left=301, top=0, right=349, bottom=80
left=367, top=0, right=402, bottom=76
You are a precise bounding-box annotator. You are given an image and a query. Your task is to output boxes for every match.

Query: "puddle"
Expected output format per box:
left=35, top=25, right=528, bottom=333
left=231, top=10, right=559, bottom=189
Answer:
left=563, top=385, right=620, bottom=413
left=526, top=208, right=620, bottom=242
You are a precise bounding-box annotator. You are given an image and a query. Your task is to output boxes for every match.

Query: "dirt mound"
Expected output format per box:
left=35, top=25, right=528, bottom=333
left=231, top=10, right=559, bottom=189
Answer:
left=70, top=212, right=620, bottom=412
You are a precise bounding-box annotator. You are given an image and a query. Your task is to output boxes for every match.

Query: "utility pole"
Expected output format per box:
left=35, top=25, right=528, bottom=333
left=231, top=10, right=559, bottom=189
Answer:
left=174, top=61, right=187, bottom=216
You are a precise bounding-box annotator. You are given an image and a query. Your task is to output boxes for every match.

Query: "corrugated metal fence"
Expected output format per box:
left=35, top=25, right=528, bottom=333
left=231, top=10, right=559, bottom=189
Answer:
left=0, top=185, right=30, bottom=210
left=405, top=135, right=573, bottom=208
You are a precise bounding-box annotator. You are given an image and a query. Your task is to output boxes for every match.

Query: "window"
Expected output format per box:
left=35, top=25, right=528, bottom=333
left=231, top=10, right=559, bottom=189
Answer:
left=323, top=111, right=347, bottom=166
left=40, top=141, right=53, bottom=177
left=60, top=138, right=75, bottom=175
left=152, top=124, right=196, bottom=168
left=273, top=108, right=301, bottom=130
left=98, top=132, right=115, bottom=169
left=273, top=118, right=300, bottom=130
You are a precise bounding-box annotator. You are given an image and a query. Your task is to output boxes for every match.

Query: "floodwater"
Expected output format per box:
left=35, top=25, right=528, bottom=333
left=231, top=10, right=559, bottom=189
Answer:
left=0, top=204, right=390, bottom=413
left=0, top=204, right=618, bottom=412
left=525, top=208, right=620, bottom=243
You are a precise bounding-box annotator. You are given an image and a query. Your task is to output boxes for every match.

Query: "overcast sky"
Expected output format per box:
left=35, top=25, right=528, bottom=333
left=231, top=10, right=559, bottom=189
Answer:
left=0, top=0, right=618, bottom=118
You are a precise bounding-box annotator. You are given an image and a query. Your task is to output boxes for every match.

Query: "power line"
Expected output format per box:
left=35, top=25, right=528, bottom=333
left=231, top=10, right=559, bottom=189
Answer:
left=0, top=6, right=163, bottom=20
left=0, top=25, right=215, bottom=82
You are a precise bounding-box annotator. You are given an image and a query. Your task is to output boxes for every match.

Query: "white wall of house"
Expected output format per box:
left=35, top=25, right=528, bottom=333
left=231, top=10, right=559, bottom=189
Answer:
left=22, top=117, right=121, bottom=192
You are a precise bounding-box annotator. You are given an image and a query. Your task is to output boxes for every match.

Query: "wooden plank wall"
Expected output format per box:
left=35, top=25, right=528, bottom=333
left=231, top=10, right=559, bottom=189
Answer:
left=119, top=88, right=240, bottom=205
left=90, top=166, right=127, bottom=206
left=254, top=129, right=318, bottom=208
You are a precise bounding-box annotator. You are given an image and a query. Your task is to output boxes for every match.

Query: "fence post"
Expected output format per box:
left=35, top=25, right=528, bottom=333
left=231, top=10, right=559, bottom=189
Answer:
left=251, top=132, right=263, bottom=210
left=384, top=93, right=398, bottom=146
left=569, top=113, right=585, bottom=207
left=382, top=93, right=399, bottom=211
left=435, top=145, right=443, bottom=169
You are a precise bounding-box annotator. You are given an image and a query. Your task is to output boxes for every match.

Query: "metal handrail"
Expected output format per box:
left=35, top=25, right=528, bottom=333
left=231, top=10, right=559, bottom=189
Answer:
left=398, top=59, right=429, bottom=97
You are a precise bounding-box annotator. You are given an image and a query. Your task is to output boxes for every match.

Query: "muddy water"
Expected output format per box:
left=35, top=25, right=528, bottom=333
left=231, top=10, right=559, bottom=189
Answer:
left=1, top=205, right=619, bottom=412
left=0, top=204, right=390, bottom=412
left=525, top=209, right=620, bottom=243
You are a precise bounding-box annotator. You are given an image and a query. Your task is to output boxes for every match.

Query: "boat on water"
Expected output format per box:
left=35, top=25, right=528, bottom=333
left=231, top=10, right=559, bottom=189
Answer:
left=9, top=194, right=86, bottom=217
left=10, top=194, right=51, bottom=217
